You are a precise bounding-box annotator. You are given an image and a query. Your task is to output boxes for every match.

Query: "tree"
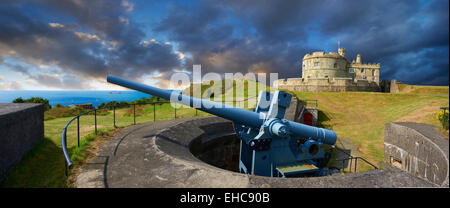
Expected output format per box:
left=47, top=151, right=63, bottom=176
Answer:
left=12, top=97, right=24, bottom=103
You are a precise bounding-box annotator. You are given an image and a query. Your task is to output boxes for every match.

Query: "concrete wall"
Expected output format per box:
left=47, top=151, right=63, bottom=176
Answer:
left=0, top=103, right=44, bottom=181
left=283, top=95, right=305, bottom=123
left=150, top=117, right=437, bottom=187
left=384, top=122, right=449, bottom=187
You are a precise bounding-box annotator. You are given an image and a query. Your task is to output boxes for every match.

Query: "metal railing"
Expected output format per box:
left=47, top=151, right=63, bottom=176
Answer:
left=62, top=101, right=172, bottom=176
left=61, top=97, right=259, bottom=177
left=304, top=99, right=318, bottom=109
left=336, top=156, right=378, bottom=173
left=333, top=148, right=378, bottom=173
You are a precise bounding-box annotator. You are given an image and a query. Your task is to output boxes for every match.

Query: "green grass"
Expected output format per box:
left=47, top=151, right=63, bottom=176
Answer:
left=0, top=103, right=213, bottom=188
left=1, top=99, right=261, bottom=188
left=294, top=90, right=449, bottom=171
left=1, top=84, right=448, bottom=187
left=398, top=84, right=449, bottom=94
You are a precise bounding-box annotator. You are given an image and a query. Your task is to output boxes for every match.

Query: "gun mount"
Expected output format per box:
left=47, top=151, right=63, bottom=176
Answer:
left=107, top=75, right=338, bottom=177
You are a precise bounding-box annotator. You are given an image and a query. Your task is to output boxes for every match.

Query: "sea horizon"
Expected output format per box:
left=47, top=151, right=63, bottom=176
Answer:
left=0, top=90, right=153, bottom=107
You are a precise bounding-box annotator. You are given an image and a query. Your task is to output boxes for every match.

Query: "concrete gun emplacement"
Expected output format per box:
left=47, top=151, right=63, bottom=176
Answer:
left=107, top=74, right=338, bottom=177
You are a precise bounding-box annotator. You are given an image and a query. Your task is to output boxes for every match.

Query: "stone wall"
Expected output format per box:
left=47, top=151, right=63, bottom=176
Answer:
left=380, top=80, right=391, bottom=92
left=384, top=122, right=449, bottom=187
left=0, top=103, right=44, bottom=181
left=390, top=79, right=400, bottom=93
left=274, top=78, right=380, bottom=92
left=302, top=52, right=350, bottom=79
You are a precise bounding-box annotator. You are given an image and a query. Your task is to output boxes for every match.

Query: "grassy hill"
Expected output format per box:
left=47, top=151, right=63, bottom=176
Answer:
left=182, top=78, right=270, bottom=109
left=1, top=82, right=448, bottom=187
left=185, top=81, right=449, bottom=170
left=0, top=103, right=211, bottom=188
left=293, top=90, right=448, bottom=170
left=398, top=84, right=449, bottom=94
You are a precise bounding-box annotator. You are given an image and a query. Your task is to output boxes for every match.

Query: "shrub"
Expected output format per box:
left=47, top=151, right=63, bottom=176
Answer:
left=436, top=109, right=449, bottom=130
left=98, top=100, right=130, bottom=109
left=44, top=106, right=86, bottom=120
left=13, top=97, right=52, bottom=111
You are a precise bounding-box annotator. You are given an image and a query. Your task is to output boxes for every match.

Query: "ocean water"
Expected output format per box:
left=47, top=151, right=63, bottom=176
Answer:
left=0, top=90, right=152, bottom=107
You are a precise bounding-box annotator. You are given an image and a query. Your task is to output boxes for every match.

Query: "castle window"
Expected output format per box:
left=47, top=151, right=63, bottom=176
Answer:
left=349, top=68, right=354, bottom=73
left=333, top=63, right=337, bottom=68
left=361, top=69, right=364, bottom=73
left=314, top=62, right=320, bottom=67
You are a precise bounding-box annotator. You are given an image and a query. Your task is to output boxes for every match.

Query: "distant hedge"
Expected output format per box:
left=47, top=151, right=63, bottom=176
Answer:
left=97, top=96, right=167, bottom=109
left=13, top=97, right=52, bottom=111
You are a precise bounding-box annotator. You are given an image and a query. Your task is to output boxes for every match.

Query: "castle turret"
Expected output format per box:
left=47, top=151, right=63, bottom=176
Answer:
left=338, top=48, right=346, bottom=57
left=356, top=54, right=361, bottom=64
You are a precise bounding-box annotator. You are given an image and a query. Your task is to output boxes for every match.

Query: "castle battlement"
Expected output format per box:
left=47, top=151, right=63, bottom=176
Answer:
left=275, top=48, right=381, bottom=92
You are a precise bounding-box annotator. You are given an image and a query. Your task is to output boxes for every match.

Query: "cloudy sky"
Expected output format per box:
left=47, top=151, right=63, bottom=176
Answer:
left=0, top=0, right=448, bottom=90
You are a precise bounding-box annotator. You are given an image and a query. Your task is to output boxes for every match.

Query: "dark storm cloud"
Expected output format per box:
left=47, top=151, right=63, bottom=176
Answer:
left=1, top=62, right=30, bottom=76
left=155, top=1, right=311, bottom=80
left=156, top=0, right=449, bottom=85
left=0, top=0, right=448, bottom=88
left=0, top=0, right=181, bottom=86
left=31, top=73, right=92, bottom=89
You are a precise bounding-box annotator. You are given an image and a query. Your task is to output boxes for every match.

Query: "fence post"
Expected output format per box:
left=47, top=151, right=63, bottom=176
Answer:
left=94, top=109, right=97, bottom=135
left=64, top=132, right=68, bottom=177
left=77, top=116, right=80, bottom=147
left=65, top=160, right=68, bottom=177
left=133, top=104, right=136, bottom=125
left=196, top=108, right=198, bottom=116
left=349, top=157, right=353, bottom=173
left=153, top=103, right=156, bottom=122
left=174, top=103, right=177, bottom=119
left=355, top=158, right=358, bottom=172
left=113, top=106, right=116, bottom=128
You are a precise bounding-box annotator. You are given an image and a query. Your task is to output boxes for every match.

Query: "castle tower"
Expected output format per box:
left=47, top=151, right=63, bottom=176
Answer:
left=338, top=48, right=346, bottom=57
left=356, top=54, right=361, bottom=64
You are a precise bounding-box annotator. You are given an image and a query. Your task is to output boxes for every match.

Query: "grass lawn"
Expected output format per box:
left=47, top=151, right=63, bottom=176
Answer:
left=0, top=103, right=212, bottom=188
left=294, top=90, right=449, bottom=171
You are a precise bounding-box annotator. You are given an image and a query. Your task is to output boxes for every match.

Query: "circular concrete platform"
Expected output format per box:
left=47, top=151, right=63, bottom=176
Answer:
left=76, top=117, right=437, bottom=188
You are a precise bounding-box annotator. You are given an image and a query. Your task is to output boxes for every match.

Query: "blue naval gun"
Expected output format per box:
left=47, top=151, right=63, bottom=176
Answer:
left=107, top=75, right=338, bottom=177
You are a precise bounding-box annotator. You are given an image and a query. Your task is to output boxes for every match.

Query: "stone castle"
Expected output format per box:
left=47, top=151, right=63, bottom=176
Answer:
left=274, top=48, right=381, bottom=92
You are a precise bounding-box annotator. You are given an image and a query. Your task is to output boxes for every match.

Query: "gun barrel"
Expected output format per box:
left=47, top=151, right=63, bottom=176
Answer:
left=107, top=74, right=263, bottom=128
left=106, top=74, right=337, bottom=145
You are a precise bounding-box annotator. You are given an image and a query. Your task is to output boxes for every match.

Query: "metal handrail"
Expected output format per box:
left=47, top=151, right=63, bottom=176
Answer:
left=333, top=147, right=378, bottom=173
left=303, top=99, right=318, bottom=109
left=61, top=97, right=258, bottom=177
left=61, top=101, right=170, bottom=176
